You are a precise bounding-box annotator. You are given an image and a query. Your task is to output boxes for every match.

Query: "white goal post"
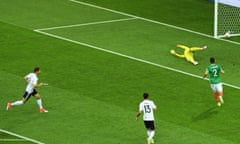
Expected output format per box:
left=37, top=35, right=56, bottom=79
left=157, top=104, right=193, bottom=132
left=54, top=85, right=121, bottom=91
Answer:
left=214, top=0, right=240, bottom=38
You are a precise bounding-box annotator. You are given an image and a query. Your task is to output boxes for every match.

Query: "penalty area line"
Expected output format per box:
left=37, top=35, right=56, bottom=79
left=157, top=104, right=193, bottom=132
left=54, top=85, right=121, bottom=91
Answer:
left=0, top=129, right=45, bottom=144
left=36, top=17, right=137, bottom=31
left=33, top=30, right=240, bottom=90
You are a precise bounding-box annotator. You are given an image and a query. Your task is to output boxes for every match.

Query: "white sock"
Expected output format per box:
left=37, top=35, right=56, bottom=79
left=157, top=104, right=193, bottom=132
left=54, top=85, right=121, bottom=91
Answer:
left=147, top=130, right=151, bottom=137
left=149, top=131, right=155, bottom=140
left=37, top=99, right=43, bottom=109
left=12, top=100, right=24, bottom=106
left=219, top=96, right=224, bottom=104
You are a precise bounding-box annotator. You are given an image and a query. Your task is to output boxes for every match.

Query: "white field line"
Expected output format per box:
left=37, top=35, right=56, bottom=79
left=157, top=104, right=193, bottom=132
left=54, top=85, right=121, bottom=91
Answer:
left=36, top=17, right=137, bottom=31
left=0, top=129, right=45, bottom=144
left=34, top=29, right=240, bottom=90
left=0, top=139, right=26, bottom=141
left=69, top=0, right=240, bottom=46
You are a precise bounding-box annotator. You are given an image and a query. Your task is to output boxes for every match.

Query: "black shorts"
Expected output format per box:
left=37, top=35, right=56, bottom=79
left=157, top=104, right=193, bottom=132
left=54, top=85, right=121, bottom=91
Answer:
left=144, top=121, right=155, bottom=130
left=23, top=89, right=38, bottom=101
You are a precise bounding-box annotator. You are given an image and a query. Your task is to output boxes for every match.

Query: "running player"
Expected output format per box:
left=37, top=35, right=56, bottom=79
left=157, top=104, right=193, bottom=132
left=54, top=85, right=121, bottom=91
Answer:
left=6, top=67, right=48, bottom=113
left=170, top=44, right=207, bottom=65
left=203, top=57, right=225, bottom=107
left=136, top=93, right=157, bottom=144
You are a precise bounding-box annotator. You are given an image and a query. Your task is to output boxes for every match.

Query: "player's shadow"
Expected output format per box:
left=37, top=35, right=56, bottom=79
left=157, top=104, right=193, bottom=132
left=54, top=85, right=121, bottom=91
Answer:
left=192, top=107, right=218, bottom=122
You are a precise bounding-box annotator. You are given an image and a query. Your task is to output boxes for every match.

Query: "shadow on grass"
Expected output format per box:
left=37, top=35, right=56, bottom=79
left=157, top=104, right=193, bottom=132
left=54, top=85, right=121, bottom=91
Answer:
left=192, top=107, right=218, bottom=122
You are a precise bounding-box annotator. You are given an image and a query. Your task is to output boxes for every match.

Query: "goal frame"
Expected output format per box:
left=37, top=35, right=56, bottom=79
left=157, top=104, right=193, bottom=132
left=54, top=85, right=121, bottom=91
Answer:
left=214, top=0, right=240, bottom=38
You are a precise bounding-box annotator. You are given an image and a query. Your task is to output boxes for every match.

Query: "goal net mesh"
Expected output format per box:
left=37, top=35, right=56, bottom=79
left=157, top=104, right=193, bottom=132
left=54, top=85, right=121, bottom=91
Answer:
left=215, top=0, right=240, bottom=38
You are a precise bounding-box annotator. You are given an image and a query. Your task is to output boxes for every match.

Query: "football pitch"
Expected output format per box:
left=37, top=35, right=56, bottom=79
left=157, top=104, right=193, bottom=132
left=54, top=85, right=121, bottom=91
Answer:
left=0, top=0, right=240, bottom=143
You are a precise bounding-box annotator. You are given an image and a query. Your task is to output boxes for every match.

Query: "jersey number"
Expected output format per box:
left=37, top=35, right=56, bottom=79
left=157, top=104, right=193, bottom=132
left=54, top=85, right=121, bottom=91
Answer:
left=144, top=105, right=151, bottom=113
left=213, top=69, right=218, bottom=77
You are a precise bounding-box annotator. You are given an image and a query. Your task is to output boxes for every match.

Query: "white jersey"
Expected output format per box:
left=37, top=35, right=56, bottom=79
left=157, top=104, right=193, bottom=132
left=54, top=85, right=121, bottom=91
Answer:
left=25, top=73, right=38, bottom=93
left=139, top=99, right=156, bottom=121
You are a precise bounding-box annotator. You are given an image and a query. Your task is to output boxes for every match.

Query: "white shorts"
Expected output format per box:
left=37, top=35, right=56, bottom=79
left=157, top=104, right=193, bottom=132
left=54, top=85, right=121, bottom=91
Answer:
left=210, top=83, right=223, bottom=93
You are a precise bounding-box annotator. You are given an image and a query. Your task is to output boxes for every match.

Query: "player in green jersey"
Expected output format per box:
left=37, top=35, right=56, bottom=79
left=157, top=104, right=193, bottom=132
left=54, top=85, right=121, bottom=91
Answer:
left=203, top=57, right=225, bottom=107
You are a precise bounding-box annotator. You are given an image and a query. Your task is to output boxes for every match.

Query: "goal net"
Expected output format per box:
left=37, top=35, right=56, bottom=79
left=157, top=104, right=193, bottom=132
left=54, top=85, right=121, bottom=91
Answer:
left=214, top=0, right=240, bottom=38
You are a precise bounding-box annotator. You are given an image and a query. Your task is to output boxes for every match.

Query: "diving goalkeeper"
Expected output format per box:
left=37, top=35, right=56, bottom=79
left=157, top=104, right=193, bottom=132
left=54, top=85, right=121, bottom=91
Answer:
left=170, top=44, right=207, bottom=65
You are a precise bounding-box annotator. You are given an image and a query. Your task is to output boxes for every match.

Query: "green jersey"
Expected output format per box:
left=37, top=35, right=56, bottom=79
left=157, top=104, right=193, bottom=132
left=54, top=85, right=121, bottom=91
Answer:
left=206, top=64, right=223, bottom=84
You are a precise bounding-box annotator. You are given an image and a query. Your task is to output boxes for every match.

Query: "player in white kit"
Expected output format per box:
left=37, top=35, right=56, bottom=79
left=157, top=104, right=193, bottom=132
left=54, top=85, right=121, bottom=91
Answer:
left=136, top=93, right=157, bottom=144
left=6, top=67, right=48, bottom=113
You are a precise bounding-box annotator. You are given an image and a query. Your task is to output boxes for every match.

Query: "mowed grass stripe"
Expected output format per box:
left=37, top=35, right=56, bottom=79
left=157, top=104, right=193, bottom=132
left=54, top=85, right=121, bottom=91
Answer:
left=70, top=0, right=240, bottom=45
left=0, top=70, right=237, bottom=144
left=37, top=19, right=240, bottom=90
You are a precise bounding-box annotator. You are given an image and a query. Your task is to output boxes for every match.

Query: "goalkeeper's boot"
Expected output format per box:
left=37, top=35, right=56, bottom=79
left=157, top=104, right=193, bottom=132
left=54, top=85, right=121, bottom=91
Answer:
left=202, top=46, right=207, bottom=50
left=193, top=61, right=199, bottom=65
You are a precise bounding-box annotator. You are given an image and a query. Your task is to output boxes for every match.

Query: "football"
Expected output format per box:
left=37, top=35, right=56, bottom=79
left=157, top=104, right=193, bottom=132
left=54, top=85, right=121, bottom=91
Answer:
left=224, top=31, right=231, bottom=38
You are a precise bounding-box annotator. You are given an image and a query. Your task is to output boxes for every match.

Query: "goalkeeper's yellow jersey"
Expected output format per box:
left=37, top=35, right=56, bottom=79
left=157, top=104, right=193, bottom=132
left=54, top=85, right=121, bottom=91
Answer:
left=184, top=50, right=194, bottom=58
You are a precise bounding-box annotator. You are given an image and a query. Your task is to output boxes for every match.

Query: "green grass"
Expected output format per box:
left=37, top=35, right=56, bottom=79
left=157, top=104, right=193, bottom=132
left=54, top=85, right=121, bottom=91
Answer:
left=79, top=0, right=215, bottom=35
left=0, top=0, right=240, bottom=143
